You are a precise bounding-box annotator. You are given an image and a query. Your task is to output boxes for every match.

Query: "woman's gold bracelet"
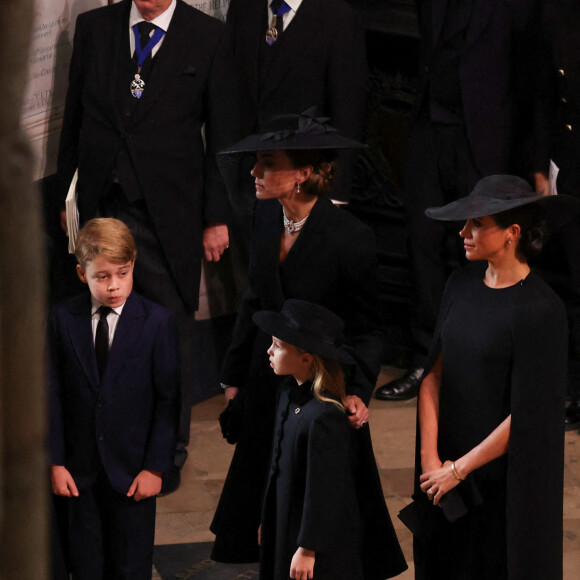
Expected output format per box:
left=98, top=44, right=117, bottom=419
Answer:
left=451, top=462, right=465, bottom=481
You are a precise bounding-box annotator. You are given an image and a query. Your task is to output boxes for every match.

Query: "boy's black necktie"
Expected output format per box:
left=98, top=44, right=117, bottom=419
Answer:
left=95, top=306, right=113, bottom=379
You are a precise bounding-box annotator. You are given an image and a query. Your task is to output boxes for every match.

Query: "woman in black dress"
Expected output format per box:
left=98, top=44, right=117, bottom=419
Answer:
left=210, top=111, right=394, bottom=564
left=413, top=175, right=579, bottom=579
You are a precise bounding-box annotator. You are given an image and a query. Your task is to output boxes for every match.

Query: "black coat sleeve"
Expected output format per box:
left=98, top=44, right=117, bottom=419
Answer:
left=55, top=12, right=89, bottom=204
left=533, top=2, right=559, bottom=174
left=220, top=282, right=262, bottom=387
left=297, top=408, right=355, bottom=552
left=338, top=219, right=383, bottom=404
left=506, top=286, right=567, bottom=579
left=202, top=25, right=242, bottom=226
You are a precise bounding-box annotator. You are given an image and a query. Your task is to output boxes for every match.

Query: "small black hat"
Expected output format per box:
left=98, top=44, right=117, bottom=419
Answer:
left=425, top=175, right=579, bottom=228
left=252, top=299, right=355, bottom=365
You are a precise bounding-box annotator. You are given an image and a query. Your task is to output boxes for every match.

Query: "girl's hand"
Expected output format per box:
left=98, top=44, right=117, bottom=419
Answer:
left=290, top=547, right=315, bottom=580
left=419, top=460, right=462, bottom=505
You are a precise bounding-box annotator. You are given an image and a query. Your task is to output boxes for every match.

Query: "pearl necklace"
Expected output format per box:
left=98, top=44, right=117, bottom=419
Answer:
left=282, top=207, right=310, bottom=234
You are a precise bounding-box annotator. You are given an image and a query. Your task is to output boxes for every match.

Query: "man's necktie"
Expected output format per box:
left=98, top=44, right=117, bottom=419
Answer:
left=95, top=306, right=113, bottom=379
left=267, top=0, right=291, bottom=45
left=135, top=20, right=157, bottom=62
left=136, top=21, right=157, bottom=64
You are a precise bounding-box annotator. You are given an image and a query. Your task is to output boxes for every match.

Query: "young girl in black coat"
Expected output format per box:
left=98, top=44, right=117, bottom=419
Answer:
left=252, top=299, right=406, bottom=580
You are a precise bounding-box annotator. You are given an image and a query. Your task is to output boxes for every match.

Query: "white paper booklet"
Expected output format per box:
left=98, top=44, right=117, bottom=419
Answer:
left=65, top=169, right=79, bottom=253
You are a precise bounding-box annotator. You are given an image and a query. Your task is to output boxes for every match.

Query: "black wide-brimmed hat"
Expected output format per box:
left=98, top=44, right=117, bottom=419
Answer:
left=425, top=175, right=580, bottom=228
left=217, top=107, right=365, bottom=214
left=219, top=106, right=365, bottom=155
left=252, top=299, right=355, bottom=365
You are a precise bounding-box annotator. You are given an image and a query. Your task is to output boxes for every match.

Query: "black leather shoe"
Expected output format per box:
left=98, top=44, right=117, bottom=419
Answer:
left=159, top=466, right=181, bottom=496
left=375, top=367, right=424, bottom=401
left=565, top=402, right=580, bottom=432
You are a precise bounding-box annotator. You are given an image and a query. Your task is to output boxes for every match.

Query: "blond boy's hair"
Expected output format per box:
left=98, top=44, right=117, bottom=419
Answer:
left=75, top=218, right=137, bottom=269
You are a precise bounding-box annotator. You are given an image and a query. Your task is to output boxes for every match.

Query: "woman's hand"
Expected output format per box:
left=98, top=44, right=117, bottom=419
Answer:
left=421, top=457, right=443, bottom=476
left=224, top=386, right=239, bottom=402
left=290, top=547, right=315, bottom=580
left=419, top=460, right=462, bottom=505
left=344, top=395, right=369, bottom=429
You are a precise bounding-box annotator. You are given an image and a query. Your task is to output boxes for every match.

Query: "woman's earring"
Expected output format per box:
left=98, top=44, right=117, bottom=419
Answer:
left=506, top=239, right=512, bottom=246
left=296, top=182, right=301, bottom=193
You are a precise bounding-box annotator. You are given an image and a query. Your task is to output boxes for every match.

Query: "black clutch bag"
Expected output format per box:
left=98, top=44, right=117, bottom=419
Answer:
left=398, top=479, right=483, bottom=541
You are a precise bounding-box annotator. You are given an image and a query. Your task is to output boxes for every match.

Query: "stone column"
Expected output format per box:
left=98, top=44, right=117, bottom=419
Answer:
left=0, top=1, right=48, bottom=578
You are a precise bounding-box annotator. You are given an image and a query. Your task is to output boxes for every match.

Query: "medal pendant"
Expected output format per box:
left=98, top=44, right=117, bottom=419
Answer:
left=130, top=73, right=145, bottom=99
left=265, top=26, right=278, bottom=44
left=266, top=15, right=278, bottom=45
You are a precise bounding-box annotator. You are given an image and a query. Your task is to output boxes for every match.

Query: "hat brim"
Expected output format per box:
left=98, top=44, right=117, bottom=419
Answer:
left=253, top=311, right=355, bottom=365
left=426, top=193, right=580, bottom=230
left=219, top=131, right=365, bottom=155
left=216, top=153, right=256, bottom=215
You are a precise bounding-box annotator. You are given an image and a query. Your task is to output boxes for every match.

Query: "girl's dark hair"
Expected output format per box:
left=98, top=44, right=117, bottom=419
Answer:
left=492, top=204, right=549, bottom=262
left=285, top=148, right=338, bottom=197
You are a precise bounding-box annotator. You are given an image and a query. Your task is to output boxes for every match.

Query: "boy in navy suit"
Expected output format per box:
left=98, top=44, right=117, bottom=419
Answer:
left=49, top=218, right=180, bottom=579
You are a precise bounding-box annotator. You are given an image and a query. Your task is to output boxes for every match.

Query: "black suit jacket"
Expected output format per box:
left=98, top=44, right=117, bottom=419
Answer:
left=222, top=197, right=382, bottom=403
left=57, top=0, right=240, bottom=308
left=227, top=0, right=366, bottom=201
left=416, top=0, right=539, bottom=176
left=49, top=291, right=180, bottom=494
left=534, top=0, right=580, bottom=196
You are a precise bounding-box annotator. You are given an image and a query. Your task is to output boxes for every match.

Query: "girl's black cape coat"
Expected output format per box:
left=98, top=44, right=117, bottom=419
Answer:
left=260, top=381, right=407, bottom=580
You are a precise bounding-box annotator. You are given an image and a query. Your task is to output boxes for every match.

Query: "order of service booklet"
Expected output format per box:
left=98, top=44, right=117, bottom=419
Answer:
left=65, top=169, right=79, bottom=254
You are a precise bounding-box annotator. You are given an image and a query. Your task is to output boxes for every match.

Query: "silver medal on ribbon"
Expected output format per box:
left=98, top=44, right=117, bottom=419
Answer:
left=130, top=74, right=145, bottom=99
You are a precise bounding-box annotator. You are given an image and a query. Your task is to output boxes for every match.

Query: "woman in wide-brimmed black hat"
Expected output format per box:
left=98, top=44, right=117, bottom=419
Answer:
left=209, top=110, right=403, bottom=570
left=409, top=175, right=579, bottom=579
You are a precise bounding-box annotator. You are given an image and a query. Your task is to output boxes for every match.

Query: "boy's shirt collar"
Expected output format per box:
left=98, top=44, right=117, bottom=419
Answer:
left=90, top=296, right=126, bottom=317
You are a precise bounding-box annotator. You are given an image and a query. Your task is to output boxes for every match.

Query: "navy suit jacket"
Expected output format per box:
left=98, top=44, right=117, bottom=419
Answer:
left=49, top=291, right=180, bottom=494
left=534, top=0, right=580, bottom=194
